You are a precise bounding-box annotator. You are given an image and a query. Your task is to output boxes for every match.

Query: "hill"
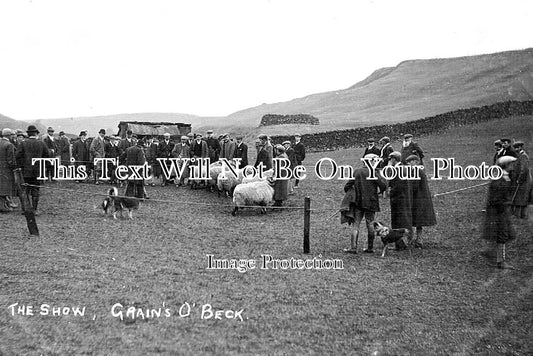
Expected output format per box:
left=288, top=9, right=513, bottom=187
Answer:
left=32, top=47, right=533, bottom=137
left=0, top=113, right=47, bottom=135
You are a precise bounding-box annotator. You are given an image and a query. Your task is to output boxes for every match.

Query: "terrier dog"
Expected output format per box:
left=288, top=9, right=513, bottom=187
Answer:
left=373, top=221, right=412, bottom=257
left=101, top=187, right=138, bottom=220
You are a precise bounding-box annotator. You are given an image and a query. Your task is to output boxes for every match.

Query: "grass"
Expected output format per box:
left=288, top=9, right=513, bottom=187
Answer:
left=1, top=115, right=532, bottom=355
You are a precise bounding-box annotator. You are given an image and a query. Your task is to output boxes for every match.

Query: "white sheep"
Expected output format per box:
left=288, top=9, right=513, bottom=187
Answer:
left=241, top=168, right=275, bottom=184
left=217, top=167, right=244, bottom=197
left=232, top=179, right=275, bottom=216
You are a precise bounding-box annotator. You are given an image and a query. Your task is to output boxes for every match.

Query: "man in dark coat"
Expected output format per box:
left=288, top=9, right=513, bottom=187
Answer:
left=482, top=156, right=517, bottom=269
left=406, top=154, right=437, bottom=248
left=272, top=145, right=289, bottom=207
left=234, top=136, right=248, bottom=168
left=72, top=131, right=90, bottom=182
left=378, top=136, right=394, bottom=169
left=124, top=137, right=146, bottom=208
left=171, top=136, right=191, bottom=186
left=157, top=133, right=175, bottom=186
left=400, top=134, right=424, bottom=165
left=255, top=134, right=272, bottom=170
left=282, top=140, right=297, bottom=194
left=42, top=127, right=58, bottom=181
left=57, top=131, right=71, bottom=166
left=220, top=134, right=235, bottom=161
left=293, top=134, right=305, bottom=187
left=500, top=138, right=517, bottom=158
left=340, top=154, right=387, bottom=253
left=205, top=130, right=221, bottom=162
left=118, top=130, right=134, bottom=163
left=510, top=141, right=531, bottom=219
left=15, top=125, right=50, bottom=214
left=0, top=129, right=16, bottom=212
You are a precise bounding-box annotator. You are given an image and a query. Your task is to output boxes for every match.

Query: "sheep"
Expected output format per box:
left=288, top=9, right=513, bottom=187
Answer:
left=217, top=167, right=244, bottom=197
left=206, top=161, right=224, bottom=193
left=241, top=168, right=275, bottom=184
left=232, top=179, right=275, bottom=216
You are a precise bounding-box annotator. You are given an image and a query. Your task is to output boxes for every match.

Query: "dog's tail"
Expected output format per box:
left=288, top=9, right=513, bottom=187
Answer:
left=108, top=187, right=119, bottom=196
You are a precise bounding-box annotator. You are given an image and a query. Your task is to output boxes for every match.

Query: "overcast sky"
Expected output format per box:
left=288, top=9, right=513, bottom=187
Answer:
left=1, top=0, right=531, bottom=121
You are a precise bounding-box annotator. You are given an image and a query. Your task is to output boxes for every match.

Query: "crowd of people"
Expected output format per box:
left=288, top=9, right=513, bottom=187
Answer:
left=339, top=134, right=532, bottom=269
left=0, top=126, right=307, bottom=214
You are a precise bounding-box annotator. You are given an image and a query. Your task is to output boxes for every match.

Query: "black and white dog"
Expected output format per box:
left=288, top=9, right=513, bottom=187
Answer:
left=101, top=187, right=139, bottom=220
left=373, top=221, right=412, bottom=257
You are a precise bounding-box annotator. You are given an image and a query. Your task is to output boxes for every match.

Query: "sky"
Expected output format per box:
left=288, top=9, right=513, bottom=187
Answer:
left=0, top=0, right=531, bottom=121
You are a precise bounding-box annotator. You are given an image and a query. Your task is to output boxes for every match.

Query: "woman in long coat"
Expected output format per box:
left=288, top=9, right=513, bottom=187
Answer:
left=482, top=156, right=516, bottom=269
left=406, top=155, right=437, bottom=248
left=0, top=129, right=16, bottom=212
left=272, top=145, right=289, bottom=207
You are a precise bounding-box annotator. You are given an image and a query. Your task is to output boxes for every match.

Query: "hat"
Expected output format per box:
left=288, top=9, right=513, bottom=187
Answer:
left=363, top=153, right=380, bottom=159
left=207, top=130, right=213, bottom=134
left=500, top=138, right=511, bottom=143
left=26, top=125, right=40, bottom=134
left=388, top=151, right=401, bottom=160
left=187, top=133, right=194, bottom=138
left=164, top=133, right=171, bottom=137
left=493, top=139, right=502, bottom=146
left=367, top=138, right=375, bottom=142
left=47, top=127, right=55, bottom=132
left=1, top=128, right=13, bottom=137
left=275, top=144, right=285, bottom=152
left=497, top=155, right=517, bottom=167
left=196, top=133, right=203, bottom=138
left=137, top=139, right=145, bottom=146
left=126, top=130, right=133, bottom=135
left=405, top=154, right=420, bottom=163
left=282, top=140, right=291, bottom=145
left=294, top=133, right=301, bottom=137
left=131, top=134, right=138, bottom=139
left=59, top=131, right=65, bottom=136
left=379, top=136, right=390, bottom=143
left=512, top=141, right=524, bottom=148
left=16, top=129, right=26, bottom=137
left=181, top=136, right=188, bottom=140
left=99, top=129, right=106, bottom=134
left=403, top=134, right=413, bottom=139
left=258, top=134, right=267, bottom=140
left=79, top=131, right=87, bottom=137
left=236, top=135, right=243, bottom=140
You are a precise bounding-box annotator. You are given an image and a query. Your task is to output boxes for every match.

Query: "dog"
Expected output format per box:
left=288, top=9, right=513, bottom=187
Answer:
left=373, top=221, right=412, bottom=257
left=102, top=187, right=139, bottom=220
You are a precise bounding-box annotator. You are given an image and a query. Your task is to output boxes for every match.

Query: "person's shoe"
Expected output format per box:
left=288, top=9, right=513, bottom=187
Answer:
left=362, top=248, right=373, bottom=253
left=497, top=262, right=515, bottom=270
left=413, top=241, right=423, bottom=249
left=343, top=248, right=357, bottom=254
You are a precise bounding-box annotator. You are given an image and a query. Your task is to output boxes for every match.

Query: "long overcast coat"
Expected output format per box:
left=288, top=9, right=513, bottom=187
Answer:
left=0, top=138, right=16, bottom=196
left=511, top=151, right=531, bottom=207
left=273, top=152, right=289, bottom=201
left=410, top=169, right=437, bottom=227
left=482, top=173, right=515, bottom=244
left=389, top=165, right=413, bottom=229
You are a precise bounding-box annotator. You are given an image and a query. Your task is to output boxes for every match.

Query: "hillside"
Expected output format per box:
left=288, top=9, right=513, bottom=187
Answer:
left=0, top=113, right=47, bottom=135
left=31, top=47, right=533, bottom=137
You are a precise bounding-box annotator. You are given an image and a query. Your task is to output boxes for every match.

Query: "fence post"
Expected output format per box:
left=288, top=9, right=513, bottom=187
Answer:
left=303, top=196, right=310, bottom=253
left=13, top=168, right=39, bottom=236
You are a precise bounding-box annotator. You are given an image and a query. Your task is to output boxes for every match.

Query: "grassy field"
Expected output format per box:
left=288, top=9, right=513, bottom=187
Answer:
left=1, top=115, right=532, bottom=355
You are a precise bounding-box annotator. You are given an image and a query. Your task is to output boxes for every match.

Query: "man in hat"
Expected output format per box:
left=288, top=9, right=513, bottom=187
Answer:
left=14, top=130, right=26, bottom=150
left=282, top=140, right=296, bottom=194
left=254, top=134, right=272, bottom=170
left=293, top=134, right=305, bottom=188
left=118, top=129, right=135, bottom=163
left=340, top=154, right=387, bottom=253
left=387, top=151, right=412, bottom=250
left=57, top=131, right=71, bottom=166
left=0, top=129, right=17, bottom=212
left=42, top=127, right=58, bottom=181
left=190, top=133, right=208, bottom=188
left=493, top=140, right=504, bottom=165
left=482, top=155, right=517, bottom=269
left=378, top=136, right=394, bottom=169
left=363, top=138, right=380, bottom=157
left=234, top=135, right=248, bottom=167
left=500, top=138, right=517, bottom=158
left=400, top=134, right=424, bottom=165
left=510, top=141, right=531, bottom=219
left=15, top=125, right=50, bottom=214
left=272, top=145, right=289, bottom=207
left=220, top=133, right=235, bottom=161
left=124, top=137, right=146, bottom=205
left=105, top=136, right=121, bottom=185
left=72, top=131, right=91, bottom=183
left=90, top=129, right=106, bottom=184
left=171, top=136, right=191, bottom=186
left=157, top=132, right=175, bottom=186
left=205, top=130, right=221, bottom=162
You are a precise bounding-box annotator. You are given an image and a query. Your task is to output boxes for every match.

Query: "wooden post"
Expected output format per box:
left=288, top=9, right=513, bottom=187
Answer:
left=303, top=196, right=310, bottom=254
left=13, top=169, right=39, bottom=236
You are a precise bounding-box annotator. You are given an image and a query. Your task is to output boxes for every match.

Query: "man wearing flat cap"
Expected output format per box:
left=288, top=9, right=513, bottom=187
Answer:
left=220, top=133, right=235, bottom=161
left=57, top=130, right=71, bottom=166
left=378, top=136, right=394, bottom=169
left=89, top=129, right=107, bottom=184
left=42, top=127, right=58, bottom=181
left=363, top=138, right=380, bottom=158
left=0, top=129, right=17, bottom=212
left=400, top=133, right=424, bottom=165
left=234, top=135, right=248, bottom=167
left=205, top=130, right=221, bottom=162
left=14, top=130, right=26, bottom=149
left=500, top=138, right=517, bottom=158
left=157, top=132, right=175, bottom=186
left=510, top=141, right=531, bottom=219
left=254, top=134, right=272, bottom=170
left=15, top=125, right=50, bottom=214
left=272, top=145, right=289, bottom=207
left=72, top=131, right=90, bottom=182
left=171, top=136, right=191, bottom=186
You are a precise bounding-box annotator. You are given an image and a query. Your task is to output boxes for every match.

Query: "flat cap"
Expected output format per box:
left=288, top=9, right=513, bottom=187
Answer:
left=164, top=132, right=171, bottom=137
left=206, top=130, right=213, bottom=134
left=181, top=136, right=188, bottom=140
left=379, top=136, right=390, bottom=143
left=258, top=134, right=267, bottom=140
left=367, top=137, right=375, bottom=142
left=47, top=127, right=55, bottom=132
left=500, top=138, right=511, bottom=143
left=403, top=134, right=413, bottom=139
left=1, top=128, right=13, bottom=136
left=99, top=129, right=106, bottom=134
left=282, top=140, right=291, bottom=145
left=363, top=153, right=379, bottom=159
left=512, top=141, right=524, bottom=148
left=294, top=133, right=301, bottom=137
left=405, top=154, right=421, bottom=163
left=275, top=144, right=285, bottom=152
